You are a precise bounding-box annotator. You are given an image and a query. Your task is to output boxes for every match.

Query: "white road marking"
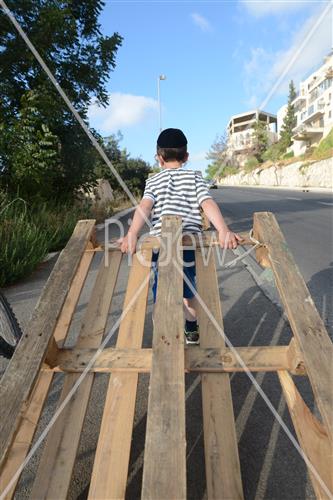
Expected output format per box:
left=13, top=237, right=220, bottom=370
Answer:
left=254, top=395, right=286, bottom=500
left=286, top=197, right=302, bottom=201
left=318, top=201, right=333, bottom=206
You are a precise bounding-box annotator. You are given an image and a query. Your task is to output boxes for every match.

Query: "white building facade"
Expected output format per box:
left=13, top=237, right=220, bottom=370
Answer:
left=283, top=52, right=333, bottom=156
left=226, top=109, right=277, bottom=166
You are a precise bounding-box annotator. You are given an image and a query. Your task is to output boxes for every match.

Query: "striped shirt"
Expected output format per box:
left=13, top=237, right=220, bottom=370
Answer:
left=143, top=168, right=212, bottom=235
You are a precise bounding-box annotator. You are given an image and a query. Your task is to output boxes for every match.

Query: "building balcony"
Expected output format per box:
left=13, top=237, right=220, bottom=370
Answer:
left=292, top=94, right=306, bottom=106
left=302, top=102, right=325, bottom=124
left=292, top=124, right=324, bottom=141
left=326, top=67, right=333, bottom=78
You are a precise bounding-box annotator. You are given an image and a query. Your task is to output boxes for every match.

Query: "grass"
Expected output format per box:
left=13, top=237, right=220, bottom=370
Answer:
left=0, top=192, right=132, bottom=287
left=0, top=196, right=49, bottom=286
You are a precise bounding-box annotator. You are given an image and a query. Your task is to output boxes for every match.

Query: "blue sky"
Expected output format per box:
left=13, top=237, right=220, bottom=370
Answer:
left=88, top=0, right=332, bottom=173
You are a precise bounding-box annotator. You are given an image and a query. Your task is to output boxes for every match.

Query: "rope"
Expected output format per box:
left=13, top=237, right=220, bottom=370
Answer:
left=223, top=228, right=261, bottom=269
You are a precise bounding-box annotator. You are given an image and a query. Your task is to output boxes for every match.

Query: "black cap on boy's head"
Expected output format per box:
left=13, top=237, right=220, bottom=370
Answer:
left=157, top=128, right=188, bottom=148
left=156, top=128, right=188, bottom=162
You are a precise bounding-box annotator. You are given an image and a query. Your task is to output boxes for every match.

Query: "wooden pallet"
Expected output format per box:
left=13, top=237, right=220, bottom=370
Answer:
left=0, top=213, right=332, bottom=499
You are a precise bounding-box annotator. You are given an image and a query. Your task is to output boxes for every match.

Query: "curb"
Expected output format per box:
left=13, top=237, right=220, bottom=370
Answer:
left=219, top=184, right=333, bottom=194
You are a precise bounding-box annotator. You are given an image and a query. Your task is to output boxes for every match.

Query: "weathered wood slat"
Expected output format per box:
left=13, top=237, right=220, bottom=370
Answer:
left=196, top=247, right=244, bottom=500
left=51, top=244, right=95, bottom=347
left=0, top=372, right=53, bottom=499
left=142, top=216, right=186, bottom=500
left=0, top=219, right=95, bottom=469
left=0, top=244, right=95, bottom=498
left=88, top=250, right=152, bottom=499
left=253, top=212, right=333, bottom=443
left=278, top=371, right=333, bottom=499
left=54, top=345, right=291, bottom=373
left=104, top=230, right=256, bottom=252
left=29, top=251, right=122, bottom=499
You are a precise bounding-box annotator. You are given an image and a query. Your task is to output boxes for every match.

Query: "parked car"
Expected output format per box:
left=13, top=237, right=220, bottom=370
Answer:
left=209, top=180, right=218, bottom=189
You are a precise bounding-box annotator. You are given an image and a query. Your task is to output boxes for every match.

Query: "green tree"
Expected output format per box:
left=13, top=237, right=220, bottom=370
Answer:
left=2, top=91, right=61, bottom=200
left=251, top=120, right=269, bottom=162
left=98, top=134, right=152, bottom=196
left=0, top=1, right=123, bottom=201
left=280, top=80, right=297, bottom=149
left=205, top=133, right=228, bottom=179
left=205, top=163, right=220, bottom=180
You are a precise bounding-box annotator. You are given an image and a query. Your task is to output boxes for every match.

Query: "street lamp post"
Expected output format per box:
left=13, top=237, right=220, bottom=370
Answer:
left=158, top=74, right=166, bottom=132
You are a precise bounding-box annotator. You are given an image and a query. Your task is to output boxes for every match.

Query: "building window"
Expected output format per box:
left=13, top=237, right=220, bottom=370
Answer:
left=320, top=77, right=332, bottom=91
left=308, top=105, right=314, bottom=116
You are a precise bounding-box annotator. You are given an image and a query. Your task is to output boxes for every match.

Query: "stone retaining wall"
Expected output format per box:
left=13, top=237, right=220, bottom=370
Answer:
left=218, top=158, right=332, bottom=189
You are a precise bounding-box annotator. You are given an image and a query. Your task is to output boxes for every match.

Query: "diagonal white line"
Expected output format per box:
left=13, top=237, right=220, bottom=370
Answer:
left=173, top=255, right=333, bottom=499
left=0, top=0, right=156, bottom=235
left=254, top=395, right=286, bottom=500
left=0, top=265, right=153, bottom=500
left=186, top=311, right=269, bottom=461
left=259, top=1, right=332, bottom=110
left=211, top=0, right=332, bottom=183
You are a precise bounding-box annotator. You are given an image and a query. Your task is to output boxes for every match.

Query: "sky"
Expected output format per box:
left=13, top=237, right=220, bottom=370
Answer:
left=88, top=0, right=332, bottom=173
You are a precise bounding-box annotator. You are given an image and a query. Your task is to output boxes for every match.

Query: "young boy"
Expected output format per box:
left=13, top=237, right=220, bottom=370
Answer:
left=118, top=128, right=241, bottom=344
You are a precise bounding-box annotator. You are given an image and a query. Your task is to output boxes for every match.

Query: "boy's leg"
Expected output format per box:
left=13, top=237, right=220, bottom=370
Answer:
left=183, top=250, right=199, bottom=344
left=183, top=297, right=197, bottom=322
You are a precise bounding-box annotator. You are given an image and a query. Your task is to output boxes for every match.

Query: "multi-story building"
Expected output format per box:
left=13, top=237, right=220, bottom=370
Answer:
left=226, top=109, right=277, bottom=166
left=282, top=52, right=333, bottom=156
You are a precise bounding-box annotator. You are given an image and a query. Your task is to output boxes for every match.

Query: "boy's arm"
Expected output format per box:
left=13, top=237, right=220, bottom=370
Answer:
left=201, top=198, right=242, bottom=249
left=117, top=198, right=154, bottom=254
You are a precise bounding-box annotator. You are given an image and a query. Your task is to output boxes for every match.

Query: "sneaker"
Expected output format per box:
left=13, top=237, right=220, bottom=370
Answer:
left=184, top=328, right=200, bottom=345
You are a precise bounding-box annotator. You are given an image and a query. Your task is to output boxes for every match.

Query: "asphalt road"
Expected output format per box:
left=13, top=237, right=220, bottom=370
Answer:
left=1, top=186, right=332, bottom=500
left=213, top=186, right=333, bottom=336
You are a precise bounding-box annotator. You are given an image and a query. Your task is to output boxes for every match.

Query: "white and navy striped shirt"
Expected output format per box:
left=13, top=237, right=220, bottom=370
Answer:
left=143, top=168, right=212, bottom=235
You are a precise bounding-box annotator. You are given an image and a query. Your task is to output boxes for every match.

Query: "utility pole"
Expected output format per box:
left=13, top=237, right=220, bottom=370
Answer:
left=158, top=74, right=166, bottom=132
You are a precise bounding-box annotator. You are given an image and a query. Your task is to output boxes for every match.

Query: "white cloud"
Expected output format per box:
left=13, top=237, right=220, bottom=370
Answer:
left=190, top=151, right=207, bottom=163
left=88, top=92, right=158, bottom=133
left=241, top=0, right=311, bottom=17
left=191, top=12, right=213, bottom=32
left=243, top=4, right=332, bottom=106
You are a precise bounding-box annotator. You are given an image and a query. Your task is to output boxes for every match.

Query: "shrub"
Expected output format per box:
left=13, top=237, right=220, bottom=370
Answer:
left=262, top=141, right=286, bottom=162
left=31, top=201, right=93, bottom=252
left=0, top=195, right=49, bottom=286
left=0, top=192, right=115, bottom=287
left=219, top=165, right=238, bottom=178
left=243, top=156, right=259, bottom=173
left=313, top=128, right=333, bottom=159
left=282, top=151, right=294, bottom=159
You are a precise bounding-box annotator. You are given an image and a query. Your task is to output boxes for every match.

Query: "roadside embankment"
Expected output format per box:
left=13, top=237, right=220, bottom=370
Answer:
left=218, top=157, right=332, bottom=190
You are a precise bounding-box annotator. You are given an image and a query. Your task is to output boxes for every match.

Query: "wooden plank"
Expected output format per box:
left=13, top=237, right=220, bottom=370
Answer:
left=0, top=243, right=94, bottom=498
left=278, top=371, right=333, bottom=499
left=0, top=219, right=95, bottom=469
left=287, top=338, right=306, bottom=375
left=0, top=372, right=53, bottom=499
left=52, top=244, right=95, bottom=346
left=55, top=345, right=291, bottom=373
left=142, top=216, right=186, bottom=500
left=29, top=251, right=122, bottom=499
left=106, top=230, right=256, bottom=252
left=139, top=230, right=255, bottom=248
left=187, top=345, right=289, bottom=374
left=253, top=212, right=333, bottom=443
left=88, top=250, right=152, bottom=499
left=196, top=247, right=244, bottom=500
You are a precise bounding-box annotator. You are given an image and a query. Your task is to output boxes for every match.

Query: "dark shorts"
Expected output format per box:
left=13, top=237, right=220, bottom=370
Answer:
left=152, top=249, right=196, bottom=303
